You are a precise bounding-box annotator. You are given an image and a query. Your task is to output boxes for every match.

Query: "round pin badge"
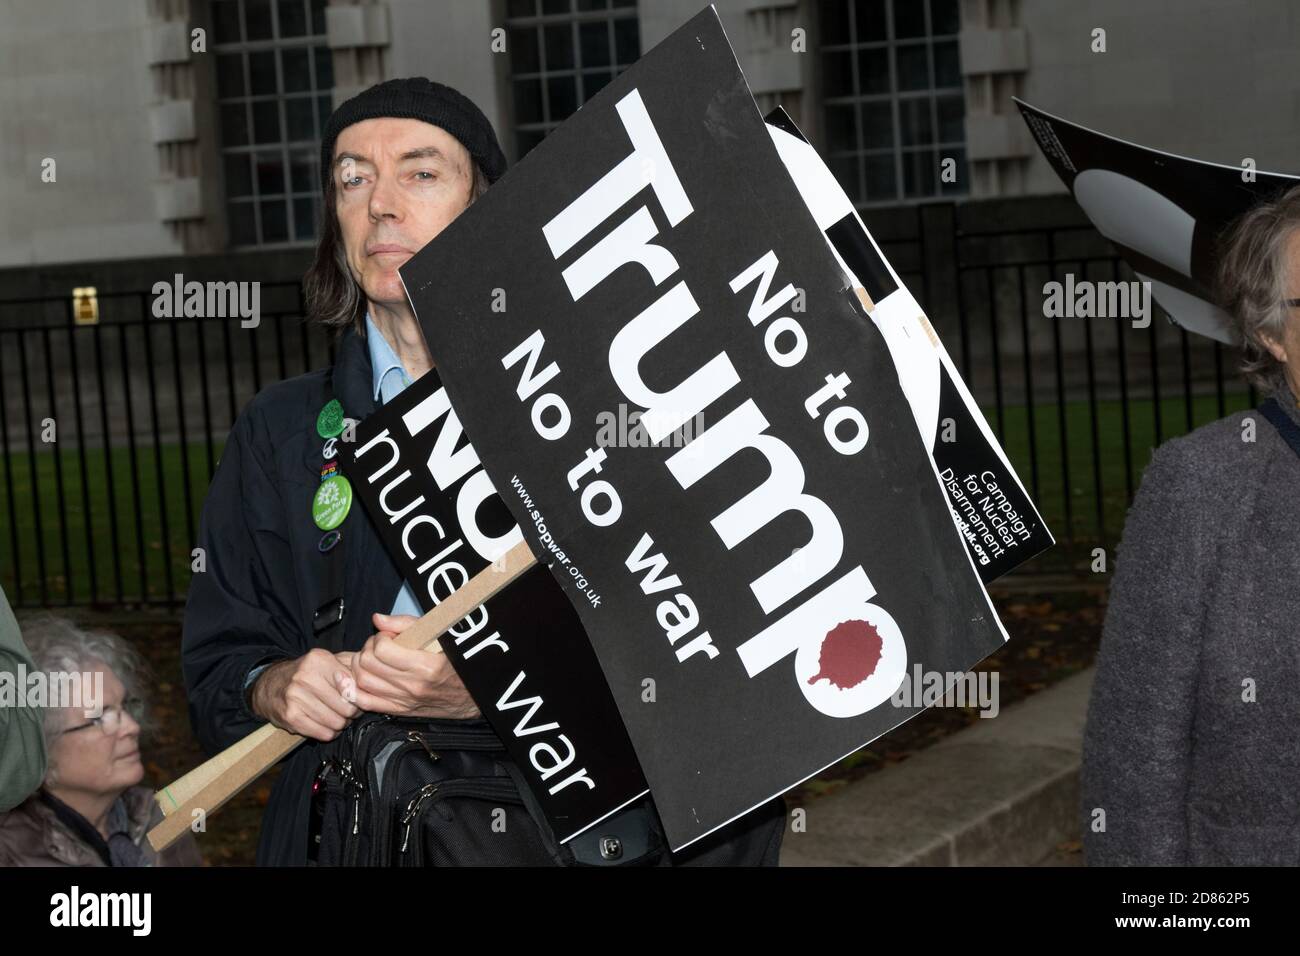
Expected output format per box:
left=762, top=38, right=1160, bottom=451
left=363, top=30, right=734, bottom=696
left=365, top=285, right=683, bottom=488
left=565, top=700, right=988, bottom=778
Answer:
left=320, top=460, right=339, bottom=482
left=317, top=529, right=342, bottom=553
left=322, top=436, right=339, bottom=460
left=316, top=399, right=345, bottom=439
left=312, top=475, right=353, bottom=530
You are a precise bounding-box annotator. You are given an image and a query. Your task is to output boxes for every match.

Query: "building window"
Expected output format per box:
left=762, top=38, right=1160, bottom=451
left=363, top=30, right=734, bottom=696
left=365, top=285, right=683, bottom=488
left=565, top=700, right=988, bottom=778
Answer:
left=820, top=0, right=965, bottom=205
left=212, top=0, right=334, bottom=247
left=505, top=0, right=640, bottom=160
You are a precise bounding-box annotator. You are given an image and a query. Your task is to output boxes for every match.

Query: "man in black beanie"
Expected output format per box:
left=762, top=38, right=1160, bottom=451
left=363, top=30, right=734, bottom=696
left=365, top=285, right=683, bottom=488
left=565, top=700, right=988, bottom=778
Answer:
left=181, top=78, right=513, bottom=865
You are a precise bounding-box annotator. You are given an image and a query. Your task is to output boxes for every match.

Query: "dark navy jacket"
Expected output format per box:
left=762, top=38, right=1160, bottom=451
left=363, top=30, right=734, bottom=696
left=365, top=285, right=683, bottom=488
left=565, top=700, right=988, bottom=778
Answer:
left=182, top=328, right=398, bottom=865
left=181, top=327, right=785, bottom=866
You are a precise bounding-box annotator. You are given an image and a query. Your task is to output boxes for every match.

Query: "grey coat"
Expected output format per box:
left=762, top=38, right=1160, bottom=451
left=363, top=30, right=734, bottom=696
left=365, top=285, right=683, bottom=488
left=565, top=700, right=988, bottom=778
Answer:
left=1082, top=384, right=1300, bottom=865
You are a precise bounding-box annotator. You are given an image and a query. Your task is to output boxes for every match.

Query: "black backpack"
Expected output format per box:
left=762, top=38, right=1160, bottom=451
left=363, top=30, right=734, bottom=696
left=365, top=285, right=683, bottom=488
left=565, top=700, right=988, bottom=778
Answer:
left=305, top=712, right=669, bottom=866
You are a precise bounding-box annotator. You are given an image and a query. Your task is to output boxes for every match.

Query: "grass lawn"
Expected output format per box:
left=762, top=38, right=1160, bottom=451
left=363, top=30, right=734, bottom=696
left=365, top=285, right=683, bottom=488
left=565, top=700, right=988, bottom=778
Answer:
left=0, top=440, right=222, bottom=606
left=0, top=387, right=1259, bottom=604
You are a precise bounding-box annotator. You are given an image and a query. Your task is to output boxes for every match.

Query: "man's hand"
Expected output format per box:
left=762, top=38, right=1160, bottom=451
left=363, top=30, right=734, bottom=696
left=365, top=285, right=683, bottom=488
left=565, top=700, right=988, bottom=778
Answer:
left=344, top=613, right=481, bottom=720
left=250, top=649, right=360, bottom=741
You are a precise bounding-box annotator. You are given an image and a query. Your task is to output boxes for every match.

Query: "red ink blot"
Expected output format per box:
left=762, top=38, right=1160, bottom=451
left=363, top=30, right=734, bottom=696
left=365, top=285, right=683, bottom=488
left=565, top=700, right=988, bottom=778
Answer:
left=808, top=619, right=883, bottom=690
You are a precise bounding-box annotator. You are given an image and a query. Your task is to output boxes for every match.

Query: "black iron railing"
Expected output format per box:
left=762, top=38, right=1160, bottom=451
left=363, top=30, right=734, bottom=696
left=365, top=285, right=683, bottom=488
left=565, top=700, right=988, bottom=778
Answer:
left=0, top=207, right=1257, bottom=607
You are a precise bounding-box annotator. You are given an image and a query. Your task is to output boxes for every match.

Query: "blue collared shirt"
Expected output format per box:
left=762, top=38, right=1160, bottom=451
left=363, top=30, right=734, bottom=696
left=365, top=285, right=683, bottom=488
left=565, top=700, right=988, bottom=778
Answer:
left=366, top=315, right=423, bottom=619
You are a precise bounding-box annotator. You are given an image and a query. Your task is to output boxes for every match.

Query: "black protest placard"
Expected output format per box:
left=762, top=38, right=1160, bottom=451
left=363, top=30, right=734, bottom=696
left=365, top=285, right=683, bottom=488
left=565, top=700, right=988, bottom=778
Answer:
left=339, top=368, right=648, bottom=842
left=1017, top=97, right=1299, bottom=344
left=400, top=7, right=1008, bottom=850
left=764, top=108, right=1053, bottom=582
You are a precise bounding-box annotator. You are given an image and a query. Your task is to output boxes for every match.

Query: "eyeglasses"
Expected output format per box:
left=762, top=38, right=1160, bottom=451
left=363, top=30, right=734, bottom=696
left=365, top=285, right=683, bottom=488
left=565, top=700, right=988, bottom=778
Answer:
left=58, top=697, right=143, bottom=737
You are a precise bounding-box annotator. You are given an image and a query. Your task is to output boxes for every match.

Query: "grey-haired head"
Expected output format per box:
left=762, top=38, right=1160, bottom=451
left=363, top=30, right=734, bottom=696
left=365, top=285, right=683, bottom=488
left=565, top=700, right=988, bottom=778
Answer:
left=1215, top=184, right=1300, bottom=393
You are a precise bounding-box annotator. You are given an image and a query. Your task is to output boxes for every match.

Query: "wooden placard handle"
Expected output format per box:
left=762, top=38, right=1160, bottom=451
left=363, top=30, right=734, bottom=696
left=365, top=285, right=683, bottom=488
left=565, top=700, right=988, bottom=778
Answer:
left=147, top=539, right=538, bottom=852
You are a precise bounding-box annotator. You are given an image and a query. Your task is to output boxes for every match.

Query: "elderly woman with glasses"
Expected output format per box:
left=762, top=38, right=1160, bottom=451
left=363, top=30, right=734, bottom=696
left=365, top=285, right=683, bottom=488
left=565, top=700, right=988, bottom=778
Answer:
left=1082, top=184, right=1300, bottom=866
left=0, top=617, right=201, bottom=867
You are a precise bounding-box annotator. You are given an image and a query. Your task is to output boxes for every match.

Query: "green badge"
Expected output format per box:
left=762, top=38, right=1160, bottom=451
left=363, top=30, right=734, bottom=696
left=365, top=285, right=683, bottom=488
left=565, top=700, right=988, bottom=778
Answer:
left=316, top=399, right=345, bottom=439
left=312, top=475, right=353, bottom=530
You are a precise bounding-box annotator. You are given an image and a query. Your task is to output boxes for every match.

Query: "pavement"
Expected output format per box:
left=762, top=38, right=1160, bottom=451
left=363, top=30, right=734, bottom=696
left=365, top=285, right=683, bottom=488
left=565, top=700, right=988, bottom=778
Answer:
left=780, top=666, right=1094, bottom=866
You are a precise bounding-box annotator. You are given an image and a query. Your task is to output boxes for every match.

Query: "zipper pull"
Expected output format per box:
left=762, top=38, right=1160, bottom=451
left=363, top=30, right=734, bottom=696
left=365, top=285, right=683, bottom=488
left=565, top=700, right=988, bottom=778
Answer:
left=400, top=822, right=412, bottom=854
left=398, top=784, right=438, bottom=853
left=406, top=730, right=442, bottom=765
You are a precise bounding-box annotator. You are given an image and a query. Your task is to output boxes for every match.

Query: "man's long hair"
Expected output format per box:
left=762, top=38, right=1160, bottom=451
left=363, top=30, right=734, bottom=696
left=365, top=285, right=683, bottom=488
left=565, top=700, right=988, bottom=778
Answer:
left=304, top=161, right=490, bottom=337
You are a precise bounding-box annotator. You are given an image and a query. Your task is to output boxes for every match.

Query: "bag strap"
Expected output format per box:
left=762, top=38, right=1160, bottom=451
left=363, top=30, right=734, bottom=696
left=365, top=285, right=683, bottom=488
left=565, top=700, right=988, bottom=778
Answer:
left=499, top=760, right=577, bottom=865
left=1257, top=398, right=1300, bottom=460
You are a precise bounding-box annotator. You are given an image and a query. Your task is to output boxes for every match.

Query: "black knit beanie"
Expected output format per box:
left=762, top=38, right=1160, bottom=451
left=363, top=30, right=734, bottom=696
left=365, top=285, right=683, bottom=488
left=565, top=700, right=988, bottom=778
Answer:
left=319, top=77, right=508, bottom=193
